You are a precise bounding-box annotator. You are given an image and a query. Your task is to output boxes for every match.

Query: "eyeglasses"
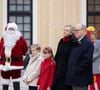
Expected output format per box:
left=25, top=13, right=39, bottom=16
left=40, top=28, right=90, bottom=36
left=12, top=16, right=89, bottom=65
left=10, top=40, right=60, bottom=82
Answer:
left=73, top=29, right=83, bottom=32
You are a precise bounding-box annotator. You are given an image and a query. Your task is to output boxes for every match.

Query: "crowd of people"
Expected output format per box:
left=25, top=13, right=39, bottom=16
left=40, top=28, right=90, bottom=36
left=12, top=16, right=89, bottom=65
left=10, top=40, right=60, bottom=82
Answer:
left=0, top=22, right=100, bottom=90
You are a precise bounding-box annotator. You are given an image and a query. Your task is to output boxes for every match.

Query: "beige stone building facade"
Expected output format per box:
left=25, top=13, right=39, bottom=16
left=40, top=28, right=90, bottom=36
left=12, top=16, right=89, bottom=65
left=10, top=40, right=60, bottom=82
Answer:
left=0, top=0, right=86, bottom=53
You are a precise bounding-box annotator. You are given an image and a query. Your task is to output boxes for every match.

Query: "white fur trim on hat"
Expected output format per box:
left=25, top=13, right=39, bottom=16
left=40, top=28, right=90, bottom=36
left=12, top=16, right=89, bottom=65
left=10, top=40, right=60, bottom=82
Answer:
left=7, top=22, right=18, bottom=31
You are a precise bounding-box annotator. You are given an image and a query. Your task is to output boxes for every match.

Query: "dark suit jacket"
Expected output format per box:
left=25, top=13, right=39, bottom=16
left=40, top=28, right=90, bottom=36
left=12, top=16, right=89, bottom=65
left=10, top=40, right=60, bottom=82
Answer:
left=65, top=35, right=94, bottom=86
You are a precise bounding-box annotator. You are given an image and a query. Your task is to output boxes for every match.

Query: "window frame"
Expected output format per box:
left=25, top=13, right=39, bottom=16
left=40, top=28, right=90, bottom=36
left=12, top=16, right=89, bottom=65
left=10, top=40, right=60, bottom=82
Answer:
left=7, top=0, right=33, bottom=49
left=87, top=0, right=100, bottom=28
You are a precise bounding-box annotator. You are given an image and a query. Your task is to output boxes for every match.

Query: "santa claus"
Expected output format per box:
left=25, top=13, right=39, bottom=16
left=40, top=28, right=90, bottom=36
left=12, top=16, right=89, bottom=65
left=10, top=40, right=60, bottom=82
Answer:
left=0, top=22, right=28, bottom=90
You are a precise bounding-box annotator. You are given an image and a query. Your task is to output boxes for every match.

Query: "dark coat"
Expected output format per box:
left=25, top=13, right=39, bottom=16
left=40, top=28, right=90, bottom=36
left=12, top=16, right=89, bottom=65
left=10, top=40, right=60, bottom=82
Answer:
left=23, top=54, right=30, bottom=69
left=52, top=35, right=76, bottom=90
left=65, top=35, right=94, bottom=86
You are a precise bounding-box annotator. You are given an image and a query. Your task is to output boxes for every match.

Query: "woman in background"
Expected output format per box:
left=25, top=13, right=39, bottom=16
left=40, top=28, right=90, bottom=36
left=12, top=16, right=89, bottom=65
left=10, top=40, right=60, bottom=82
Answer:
left=89, top=31, right=100, bottom=90
left=52, top=25, right=76, bottom=90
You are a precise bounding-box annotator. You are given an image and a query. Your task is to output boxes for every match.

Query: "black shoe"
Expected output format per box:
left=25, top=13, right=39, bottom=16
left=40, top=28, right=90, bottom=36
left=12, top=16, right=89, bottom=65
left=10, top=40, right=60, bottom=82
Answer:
left=13, top=82, right=20, bottom=90
left=3, top=84, right=9, bottom=90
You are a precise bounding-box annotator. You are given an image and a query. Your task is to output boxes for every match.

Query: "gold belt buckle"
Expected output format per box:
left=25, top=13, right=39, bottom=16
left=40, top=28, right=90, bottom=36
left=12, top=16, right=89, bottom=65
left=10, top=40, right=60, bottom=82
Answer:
left=5, top=57, right=11, bottom=66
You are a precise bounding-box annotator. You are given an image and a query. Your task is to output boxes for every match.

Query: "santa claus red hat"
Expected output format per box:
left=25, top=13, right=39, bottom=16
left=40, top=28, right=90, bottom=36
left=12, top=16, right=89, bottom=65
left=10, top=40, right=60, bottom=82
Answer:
left=7, top=22, right=18, bottom=31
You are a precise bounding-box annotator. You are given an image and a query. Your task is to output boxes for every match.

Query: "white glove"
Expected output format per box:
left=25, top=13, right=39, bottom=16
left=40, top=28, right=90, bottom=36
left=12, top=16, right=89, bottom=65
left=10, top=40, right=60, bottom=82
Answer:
left=2, top=65, right=10, bottom=71
left=0, top=65, right=10, bottom=71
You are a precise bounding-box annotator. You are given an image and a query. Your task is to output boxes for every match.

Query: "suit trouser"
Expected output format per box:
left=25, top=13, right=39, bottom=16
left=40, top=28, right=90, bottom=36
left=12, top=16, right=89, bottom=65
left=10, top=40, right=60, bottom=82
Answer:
left=73, top=86, right=88, bottom=90
left=3, top=82, right=20, bottom=90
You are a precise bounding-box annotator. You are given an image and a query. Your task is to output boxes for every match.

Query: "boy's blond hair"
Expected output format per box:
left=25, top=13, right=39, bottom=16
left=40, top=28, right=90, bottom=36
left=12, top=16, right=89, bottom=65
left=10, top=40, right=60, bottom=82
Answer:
left=31, top=44, right=41, bottom=52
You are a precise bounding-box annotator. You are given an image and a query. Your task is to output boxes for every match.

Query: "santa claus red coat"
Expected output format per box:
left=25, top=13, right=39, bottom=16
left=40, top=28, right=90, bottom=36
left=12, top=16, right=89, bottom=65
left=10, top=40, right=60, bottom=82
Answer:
left=0, top=23, right=28, bottom=79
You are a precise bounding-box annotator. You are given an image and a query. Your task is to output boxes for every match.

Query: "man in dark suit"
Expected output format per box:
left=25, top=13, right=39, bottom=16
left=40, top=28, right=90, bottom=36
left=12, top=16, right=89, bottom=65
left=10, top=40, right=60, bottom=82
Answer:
left=65, top=24, right=94, bottom=90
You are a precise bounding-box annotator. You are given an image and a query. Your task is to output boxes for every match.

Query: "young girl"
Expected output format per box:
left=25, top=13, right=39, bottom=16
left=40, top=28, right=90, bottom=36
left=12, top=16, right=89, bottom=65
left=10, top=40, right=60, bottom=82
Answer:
left=37, top=47, right=56, bottom=90
left=23, top=44, right=44, bottom=90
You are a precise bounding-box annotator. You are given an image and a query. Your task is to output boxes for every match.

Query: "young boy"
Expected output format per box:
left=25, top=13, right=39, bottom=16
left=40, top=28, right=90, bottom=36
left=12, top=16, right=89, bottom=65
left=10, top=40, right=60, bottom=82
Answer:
left=23, top=44, right=44, bottom=90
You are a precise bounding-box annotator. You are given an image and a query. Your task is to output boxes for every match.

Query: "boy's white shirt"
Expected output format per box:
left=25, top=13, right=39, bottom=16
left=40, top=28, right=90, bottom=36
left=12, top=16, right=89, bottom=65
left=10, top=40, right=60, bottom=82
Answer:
left=23, top=53, right=44, bottom=86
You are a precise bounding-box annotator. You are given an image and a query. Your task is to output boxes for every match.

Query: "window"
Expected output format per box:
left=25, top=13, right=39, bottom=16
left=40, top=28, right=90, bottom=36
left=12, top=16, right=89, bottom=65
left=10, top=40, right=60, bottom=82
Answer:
left=87, top=0, right=100, bottom=38
left=87, top=0, right=100, bottom=29
left=8, top=0, right=33, bottom=52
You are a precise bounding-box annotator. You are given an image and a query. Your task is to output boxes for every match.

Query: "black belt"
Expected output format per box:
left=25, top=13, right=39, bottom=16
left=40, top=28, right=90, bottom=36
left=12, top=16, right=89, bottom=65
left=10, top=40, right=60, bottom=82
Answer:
left=3, top=56, right=22, bottom=62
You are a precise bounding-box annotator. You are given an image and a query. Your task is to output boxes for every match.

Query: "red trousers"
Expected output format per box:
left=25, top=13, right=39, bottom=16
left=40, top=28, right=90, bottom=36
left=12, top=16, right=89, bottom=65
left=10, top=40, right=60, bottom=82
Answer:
left=90, top=74, right=100, bottom=90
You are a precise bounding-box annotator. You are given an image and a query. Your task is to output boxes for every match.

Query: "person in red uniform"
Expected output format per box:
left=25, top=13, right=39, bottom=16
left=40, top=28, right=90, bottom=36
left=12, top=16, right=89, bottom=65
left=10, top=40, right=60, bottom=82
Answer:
left=37, top=47, right=56, bottom=90
left=0, top=22, right=28, bottom=90
left=87, top=26, right=95, bottom=39
left=87, top=27, right=100, bottom=90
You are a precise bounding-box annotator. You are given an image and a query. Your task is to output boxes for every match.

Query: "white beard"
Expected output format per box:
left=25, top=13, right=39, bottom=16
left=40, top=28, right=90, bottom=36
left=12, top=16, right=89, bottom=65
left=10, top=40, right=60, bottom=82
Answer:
left=3, top=30, right=22, bottom=57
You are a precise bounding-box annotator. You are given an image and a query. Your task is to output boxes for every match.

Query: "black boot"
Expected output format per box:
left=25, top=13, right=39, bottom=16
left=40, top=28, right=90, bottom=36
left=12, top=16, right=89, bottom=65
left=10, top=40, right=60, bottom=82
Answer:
left=29, top=86, right=37, bottom=90
left=2, top=84, right=9, bottom=90
left=13, top=82, right=20, bottom=90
